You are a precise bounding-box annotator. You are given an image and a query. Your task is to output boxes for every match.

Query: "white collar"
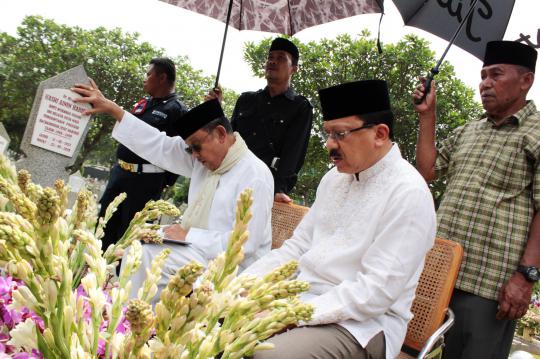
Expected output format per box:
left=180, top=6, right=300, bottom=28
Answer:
left=354, top=144, right=401, bottom=182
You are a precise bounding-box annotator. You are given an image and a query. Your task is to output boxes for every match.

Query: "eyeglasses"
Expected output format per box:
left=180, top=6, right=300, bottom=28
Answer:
left=184, top=132, right=211, bottom=155
left=322, top=123, right=376, bottom=142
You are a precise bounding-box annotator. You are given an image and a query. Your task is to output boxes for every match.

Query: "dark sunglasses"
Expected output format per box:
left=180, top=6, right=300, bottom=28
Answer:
left=184, top=143, right=202, bottom=155
left=184, top=132, right=211, bottom=155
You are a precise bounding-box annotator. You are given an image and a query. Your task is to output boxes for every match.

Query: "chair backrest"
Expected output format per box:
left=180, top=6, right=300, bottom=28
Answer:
left=403, top=238, right=463, bottom=352
left=271, top=201, right=309, bottom=249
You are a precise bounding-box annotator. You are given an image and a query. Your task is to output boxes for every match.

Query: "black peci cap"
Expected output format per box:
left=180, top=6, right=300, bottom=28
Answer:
left=176, top=99, right=225, bottom=139
left=318, top=80, right=394, bottom=138
left=269, top=37, right=299, bottom=63
left=483, top=40, right=537, bottom=73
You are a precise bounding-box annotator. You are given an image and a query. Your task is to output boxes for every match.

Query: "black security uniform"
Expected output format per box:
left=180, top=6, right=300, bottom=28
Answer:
left=231, top=87, right=313, bottom=195
left=99, top=93, right=187, bottom=251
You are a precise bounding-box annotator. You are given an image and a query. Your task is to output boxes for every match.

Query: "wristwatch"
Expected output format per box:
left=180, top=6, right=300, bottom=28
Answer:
left=517, top=265, right=540, bottom=282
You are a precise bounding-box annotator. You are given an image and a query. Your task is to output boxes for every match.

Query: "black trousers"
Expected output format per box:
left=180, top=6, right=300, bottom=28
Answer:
left=443, top=289, right=517, bottom=359
left=98, top=165, right=166, bottom=251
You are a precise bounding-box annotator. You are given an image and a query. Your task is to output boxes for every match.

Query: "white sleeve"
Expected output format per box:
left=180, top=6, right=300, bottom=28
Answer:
left=242, top=180, right=326, bottom=277
left=187, top=177, right=274, bottom=264
left=112, top=111, right=194, bottom=177
left=306, top=186, right=436, bottom=325
left=186, top=227, right=229, bottom=260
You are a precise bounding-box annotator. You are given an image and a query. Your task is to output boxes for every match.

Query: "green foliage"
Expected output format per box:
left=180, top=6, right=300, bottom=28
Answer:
left=163, top=177, right=191, bottom=206
left=244, top=32, right=483, bottom=204
left=0, top=16, right=238, bottom=171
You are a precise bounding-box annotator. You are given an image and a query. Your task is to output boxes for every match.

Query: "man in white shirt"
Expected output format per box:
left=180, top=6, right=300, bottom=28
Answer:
left=245, top=80, right=436, bottom=359
left=71, top=83, right=274, bottom=301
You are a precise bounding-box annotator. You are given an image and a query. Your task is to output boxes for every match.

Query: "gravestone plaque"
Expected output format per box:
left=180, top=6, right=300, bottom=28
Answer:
left=0, top=123, right=9, bottom=154
left=18, top=65, right=92, bottom=187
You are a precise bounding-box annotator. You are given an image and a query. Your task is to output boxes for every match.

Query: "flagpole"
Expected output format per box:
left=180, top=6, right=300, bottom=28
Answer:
left=214, top=0, right=234, bottom=89
left=415, top=0, right=480, bottom=104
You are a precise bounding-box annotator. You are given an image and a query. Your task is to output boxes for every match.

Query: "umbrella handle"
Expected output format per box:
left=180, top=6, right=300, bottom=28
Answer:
left=414, top=68, right=438, bottom=105
left=414, top=0, right=479, bottom=105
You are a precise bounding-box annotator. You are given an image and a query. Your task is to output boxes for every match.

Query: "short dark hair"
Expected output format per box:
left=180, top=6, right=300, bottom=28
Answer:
left=515, top=64, right=534, bottom=75
left=360, top=110, right=394, bottom=140
left=202, top=116, right=233, bottom=134
left=289, top=53, right=299, bottom=67
left=149, top=58, right=176, bottom=85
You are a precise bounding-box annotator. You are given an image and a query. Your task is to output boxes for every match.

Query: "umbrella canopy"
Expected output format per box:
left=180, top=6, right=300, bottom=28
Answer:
left=160, top=0, right=383, bottom=87
left=160, top=0, right=382, bottom=35
left=393, top=0, right=516, bottom=60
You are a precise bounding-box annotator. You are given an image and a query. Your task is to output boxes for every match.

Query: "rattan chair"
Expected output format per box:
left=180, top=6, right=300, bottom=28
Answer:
left=397, top=238, right=463, bottom=359
left=270, top=201, right=309, bottom=249
left=270, top=206, right=462, bottom=359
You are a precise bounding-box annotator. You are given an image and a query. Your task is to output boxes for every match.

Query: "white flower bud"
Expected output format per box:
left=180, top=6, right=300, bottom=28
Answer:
left=15, top=261, right=32, bottom=281
left=43, top=328, right=55, bottom=347
left=46, top=279, right=58, bottom=310
left=7, top=318, right=38, bottom=352
left=254, top=342, right=275, bottom=351
left=81, top=272, right=97, bottom=292
left=88, top=287, right=107, bottom=312
left=12, top=286, right=38, bottom=311
left=113, top=247, right=125, bottom=258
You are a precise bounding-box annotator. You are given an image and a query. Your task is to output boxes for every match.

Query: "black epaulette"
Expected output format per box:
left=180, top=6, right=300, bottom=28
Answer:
left=241, top=90, right=260, bottom=97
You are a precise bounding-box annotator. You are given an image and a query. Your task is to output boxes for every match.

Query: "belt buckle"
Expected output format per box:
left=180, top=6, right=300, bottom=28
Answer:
left=119, top=160, right=135, bottom=172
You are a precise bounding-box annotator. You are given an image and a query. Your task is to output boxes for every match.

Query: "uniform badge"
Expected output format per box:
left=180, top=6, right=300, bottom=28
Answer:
left=132, top=98, right=148, bottom=114
left=152, top=110, right=168, bottom=119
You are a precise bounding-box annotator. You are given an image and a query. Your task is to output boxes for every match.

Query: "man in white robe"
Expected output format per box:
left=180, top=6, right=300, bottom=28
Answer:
left=245, top=80, right=436, bottom=359
left=72, top=83, right=273, bottom=301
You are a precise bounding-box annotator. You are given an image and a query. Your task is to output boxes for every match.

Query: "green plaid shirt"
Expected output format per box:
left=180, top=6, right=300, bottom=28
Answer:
left=436, top=101, right=540, bottom=301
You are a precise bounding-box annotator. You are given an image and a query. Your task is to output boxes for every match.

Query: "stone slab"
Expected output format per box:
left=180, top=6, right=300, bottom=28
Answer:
left=18, top=65, right=92, bottom=187
left=0, top=123, right=9, bottom=154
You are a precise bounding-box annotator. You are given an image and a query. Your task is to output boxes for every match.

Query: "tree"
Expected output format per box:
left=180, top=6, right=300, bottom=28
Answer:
left=0, top=16, right=237, bottom=170
left=244, top=32, right=483, bottom=205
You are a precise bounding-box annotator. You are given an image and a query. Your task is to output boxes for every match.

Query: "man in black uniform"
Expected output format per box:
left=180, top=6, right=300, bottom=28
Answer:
left=99, top=57, right=187, bottom=251
left=208, top=38, right=313, bottom=203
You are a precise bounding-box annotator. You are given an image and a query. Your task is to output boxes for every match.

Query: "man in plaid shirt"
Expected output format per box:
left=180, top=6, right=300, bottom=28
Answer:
left=414, top=41, right=539, bottom=359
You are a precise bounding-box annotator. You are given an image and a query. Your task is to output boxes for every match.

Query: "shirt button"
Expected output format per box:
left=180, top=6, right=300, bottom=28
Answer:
left=253, top=132, right=257, bottom=136
left=280, top=120, right=284, bottom=123
left=239, top=112, right=243, bottom=116
left=267, top=101, right=271, bottom=105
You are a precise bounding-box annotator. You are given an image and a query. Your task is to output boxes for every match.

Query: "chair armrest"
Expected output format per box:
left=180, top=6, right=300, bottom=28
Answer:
left=417, top=309, right=455, bottom=359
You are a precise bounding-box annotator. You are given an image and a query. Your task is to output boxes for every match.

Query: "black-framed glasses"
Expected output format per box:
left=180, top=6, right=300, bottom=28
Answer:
left=322, top=123, right=376, bottom=142
left=184, top=132, right=211, bottom=155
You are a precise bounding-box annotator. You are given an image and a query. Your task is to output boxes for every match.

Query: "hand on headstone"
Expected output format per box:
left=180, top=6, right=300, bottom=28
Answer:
left=71, top=78, right=124, bottom=121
